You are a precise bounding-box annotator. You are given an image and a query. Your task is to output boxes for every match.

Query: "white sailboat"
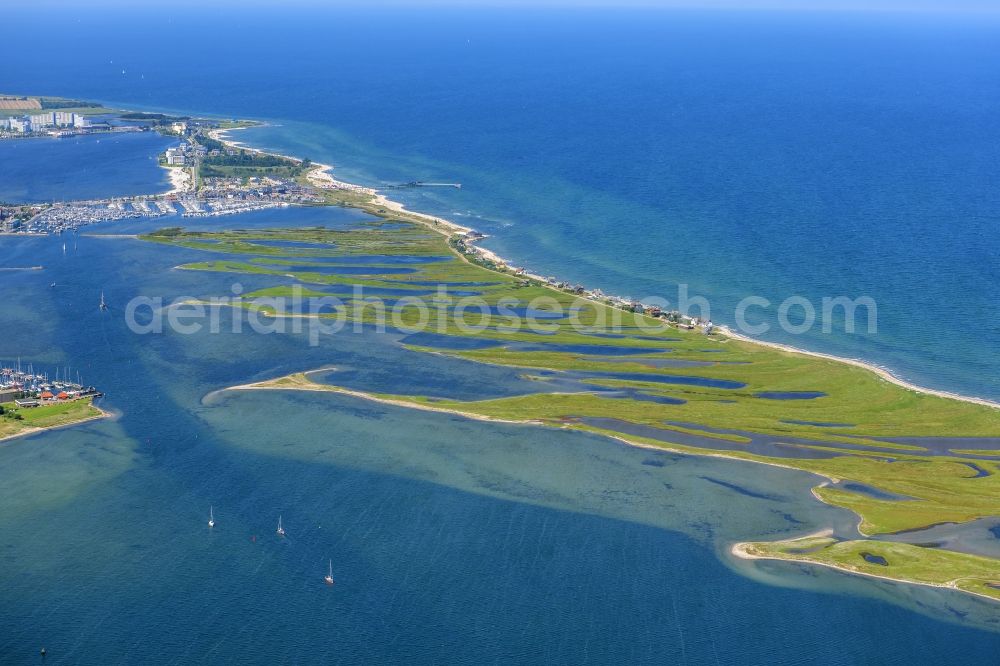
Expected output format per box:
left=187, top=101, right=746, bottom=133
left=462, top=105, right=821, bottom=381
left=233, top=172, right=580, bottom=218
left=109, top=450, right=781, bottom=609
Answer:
left=276, top=515, right=285, bottom=537
left=324, top=559, right=334, bottom=585
left=99, top=291, right=108, bottom=311
left=208, top=506, right=215, bottom=528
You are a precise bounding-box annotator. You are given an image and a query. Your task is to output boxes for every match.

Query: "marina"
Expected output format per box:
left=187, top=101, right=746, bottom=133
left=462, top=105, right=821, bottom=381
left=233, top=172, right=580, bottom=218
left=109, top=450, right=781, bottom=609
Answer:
left=0, top=362, right=102, bottom=404
left=2, top=189, right=314, bottom=234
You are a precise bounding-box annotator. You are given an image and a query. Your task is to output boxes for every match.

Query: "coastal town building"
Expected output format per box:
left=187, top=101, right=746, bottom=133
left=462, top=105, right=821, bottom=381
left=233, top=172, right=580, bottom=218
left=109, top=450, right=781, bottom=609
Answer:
left=165, top=147, right=186, bottom=166
left=28, top=113, right=51, bottom=127
left=3, top=112, right=91, bottom=135
left=6, top=116, right=30, bottom=132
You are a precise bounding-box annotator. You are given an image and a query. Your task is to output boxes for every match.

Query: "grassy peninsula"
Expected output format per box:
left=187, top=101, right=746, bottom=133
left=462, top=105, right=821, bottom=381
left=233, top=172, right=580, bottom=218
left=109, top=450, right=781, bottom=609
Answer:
left=735, top=534, right=1000, bottom=602
left=0, top=398, right=105, bottom=443
left=140, top=145, right=1000, bottom=602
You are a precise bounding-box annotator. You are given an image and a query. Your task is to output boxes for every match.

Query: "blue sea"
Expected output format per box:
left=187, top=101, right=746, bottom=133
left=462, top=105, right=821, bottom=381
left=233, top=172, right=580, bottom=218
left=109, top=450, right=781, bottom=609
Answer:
left=5, top=7, right=999, bottom=399
left=2, top=6, right=1000, bottom=664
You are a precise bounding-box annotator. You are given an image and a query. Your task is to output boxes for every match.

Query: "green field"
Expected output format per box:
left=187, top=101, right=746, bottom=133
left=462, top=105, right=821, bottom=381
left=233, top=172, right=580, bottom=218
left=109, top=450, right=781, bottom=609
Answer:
left=0, top=398, right=103, bottom=441
left=0, top=94, right=115, bottom=118
left=0, top=106, right=117, bottom=119
left=738, top=535, right=1000, bottom=601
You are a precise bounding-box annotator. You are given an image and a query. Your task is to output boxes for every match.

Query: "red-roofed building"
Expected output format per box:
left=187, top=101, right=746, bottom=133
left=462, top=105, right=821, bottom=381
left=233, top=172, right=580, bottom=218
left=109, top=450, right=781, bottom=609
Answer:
left=39, top=391, right=54, bottom=400
left=57, top=392, right=69, bottom=400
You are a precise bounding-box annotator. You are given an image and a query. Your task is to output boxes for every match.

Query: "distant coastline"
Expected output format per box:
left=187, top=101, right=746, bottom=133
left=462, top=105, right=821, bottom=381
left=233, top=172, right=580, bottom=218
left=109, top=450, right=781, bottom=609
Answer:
left=5, top=94, right=997, bottom=410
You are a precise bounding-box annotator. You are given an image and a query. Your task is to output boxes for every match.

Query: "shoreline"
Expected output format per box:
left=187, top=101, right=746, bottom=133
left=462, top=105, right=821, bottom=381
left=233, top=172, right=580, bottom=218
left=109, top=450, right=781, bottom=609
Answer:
left=160, top=163, right=192, bottom=195
left=219, top=373, right=545, bottom=428
left=210, top=126, right=473, bottom=235
left=217, top=370, right=839, bottom=484
left=730, top=535, right=1000, bottom=605
left=204, top=123, right=999, bottom=413
left=720, top=325, right=1000, bottom=410
left=0, top=401, right=112, bottom=445
left=215, top=371, right=1000, bottom=604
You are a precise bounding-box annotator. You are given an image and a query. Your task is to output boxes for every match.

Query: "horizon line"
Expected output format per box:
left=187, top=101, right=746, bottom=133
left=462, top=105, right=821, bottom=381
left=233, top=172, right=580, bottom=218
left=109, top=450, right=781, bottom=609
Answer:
left=10, top=1, right=1000, bottom=15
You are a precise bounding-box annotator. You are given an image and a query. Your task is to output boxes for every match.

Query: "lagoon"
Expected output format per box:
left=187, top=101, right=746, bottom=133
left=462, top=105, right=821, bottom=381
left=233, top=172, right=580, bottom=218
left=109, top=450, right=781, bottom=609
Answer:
left=0, top=132, right=176, bottom=203
left=1, top=204, right=999, bottom=664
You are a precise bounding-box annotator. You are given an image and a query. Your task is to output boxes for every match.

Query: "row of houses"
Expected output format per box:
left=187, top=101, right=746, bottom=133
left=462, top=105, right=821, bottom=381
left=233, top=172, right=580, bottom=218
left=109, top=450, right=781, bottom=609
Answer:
left=453, top=230, right=717, bottom=335
left=164, top=141, right=210, bottom=166
left=10, top=387, right=102, bottom=409
left=532, top=278, right=712, bottom=330
left=596, top=294, right=714, bottom=332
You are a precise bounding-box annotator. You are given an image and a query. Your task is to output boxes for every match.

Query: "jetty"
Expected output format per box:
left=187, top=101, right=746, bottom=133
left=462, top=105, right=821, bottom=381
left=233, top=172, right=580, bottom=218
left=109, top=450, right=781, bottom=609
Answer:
left=386, top=181, right=462, bottom=190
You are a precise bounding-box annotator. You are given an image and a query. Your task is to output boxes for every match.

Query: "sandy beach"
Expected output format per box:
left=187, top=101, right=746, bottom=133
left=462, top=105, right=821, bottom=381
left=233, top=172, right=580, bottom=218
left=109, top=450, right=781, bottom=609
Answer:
left=371, top=192, right=473, bottom=235
left=162, top=164, right=192, bottom=194
left=720, top=325, right=1000, bottom=410
left=205, top=122, right=1000, bottom=413
left=730, top=528, right=834, bottom=560
left=220, top=372, right=543, bottom=427
left=209, top=126, right=380, bottom=198
left=730, top=531, right=1000, bottom=604
left=217, top=370, right=839, bottom=484
left=207, top=126, right=251, bottom=150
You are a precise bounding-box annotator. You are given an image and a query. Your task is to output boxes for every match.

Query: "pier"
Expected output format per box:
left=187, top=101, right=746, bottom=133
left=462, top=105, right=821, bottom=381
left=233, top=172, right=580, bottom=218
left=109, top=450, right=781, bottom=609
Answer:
left=386, top=181, right=462, bottom=190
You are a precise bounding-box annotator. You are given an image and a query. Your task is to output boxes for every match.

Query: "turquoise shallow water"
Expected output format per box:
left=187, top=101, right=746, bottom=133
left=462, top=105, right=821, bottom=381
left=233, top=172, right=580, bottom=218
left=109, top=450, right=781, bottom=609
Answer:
left=2, top=6, right=1000, bottom=663
left=1, top=209, right=999, bottom=664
